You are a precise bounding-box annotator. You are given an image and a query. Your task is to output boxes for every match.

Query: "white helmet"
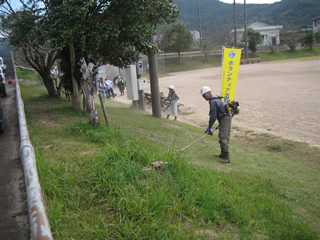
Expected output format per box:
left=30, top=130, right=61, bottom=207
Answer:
left=168, top=85, right=174, bottom=89
left=200, top=86, right=211, bottom=95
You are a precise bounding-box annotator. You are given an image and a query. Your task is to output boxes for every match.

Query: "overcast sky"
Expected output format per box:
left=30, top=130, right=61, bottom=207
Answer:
left=6, top=0, right=22, bottom=9
left=220, top=0, right=281, bottom=4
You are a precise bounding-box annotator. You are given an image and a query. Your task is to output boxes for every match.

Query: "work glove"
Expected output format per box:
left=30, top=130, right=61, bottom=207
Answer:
left=205, top=127, right=213, bottom=136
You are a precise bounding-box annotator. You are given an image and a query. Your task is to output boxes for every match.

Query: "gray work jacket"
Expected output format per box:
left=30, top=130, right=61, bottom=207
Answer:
left=165, top=91, right=180, bottom=102
left=208, top=95, right=229, bottom=128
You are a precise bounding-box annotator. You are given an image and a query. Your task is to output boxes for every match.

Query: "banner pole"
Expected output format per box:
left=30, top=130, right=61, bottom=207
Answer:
left=220, top=45, right=225, bottom=96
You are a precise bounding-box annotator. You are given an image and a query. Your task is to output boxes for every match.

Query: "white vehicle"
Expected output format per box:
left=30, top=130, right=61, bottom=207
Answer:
left=0, top=99, right=4, bottom=133
left=0, top=57, right=7, bottom=74
left=0, top=67, right=6, bottom=97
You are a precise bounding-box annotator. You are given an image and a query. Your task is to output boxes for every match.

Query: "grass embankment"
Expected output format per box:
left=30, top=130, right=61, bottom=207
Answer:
left=15, top=67, right=40, bottom=81
left=20, top=81, right=320, bottom=239
left=163, top=45, right=320, bottom=74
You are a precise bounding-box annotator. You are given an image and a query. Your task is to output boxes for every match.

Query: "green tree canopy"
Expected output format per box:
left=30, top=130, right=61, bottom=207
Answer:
left=1, top=0, right=179, bottom=109
left=44, top=0, right=180, bottom=109
left=245, top=28, right=263, bottom=53
left=304, top=30, right=315, bottom=50
left=1, top=4, right=59, bottom=97
left=161, top=22, right=194, bottom=63
left=44, top=0, right=179, bottom=67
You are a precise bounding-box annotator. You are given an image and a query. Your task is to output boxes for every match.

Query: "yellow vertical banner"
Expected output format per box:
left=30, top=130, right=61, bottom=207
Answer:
left=221, top=48, right=241, bottom=103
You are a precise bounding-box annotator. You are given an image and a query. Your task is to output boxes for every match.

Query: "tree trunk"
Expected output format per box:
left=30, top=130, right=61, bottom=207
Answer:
left=83, top=80, right=100, bottom=126
left=68, top=41, right=82, bottom=110
left=21, top=46, right=58, bottom=97
left=79, top=57, right=100, bottom=126
left=40, top=73, right=59, bottom=97
left=57, top=80, right=62, bottom=97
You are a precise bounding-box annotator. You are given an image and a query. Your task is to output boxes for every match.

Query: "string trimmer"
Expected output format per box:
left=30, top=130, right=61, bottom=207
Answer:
left=174, top=98, right=240, bottom=156
left=175, top=126, right=219, bottom=155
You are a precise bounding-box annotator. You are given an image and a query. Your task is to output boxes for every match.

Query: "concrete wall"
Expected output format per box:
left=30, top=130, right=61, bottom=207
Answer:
left=97, top=64, right=120, bottom=80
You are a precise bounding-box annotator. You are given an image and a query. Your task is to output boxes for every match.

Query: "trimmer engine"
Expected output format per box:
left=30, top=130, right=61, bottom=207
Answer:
left=229, top=101, right=240, bottom=117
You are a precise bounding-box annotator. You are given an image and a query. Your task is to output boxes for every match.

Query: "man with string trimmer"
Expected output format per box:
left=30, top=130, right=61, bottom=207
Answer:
left=201, top=86, right=233, bottom=164
left=200, top=48, right=241, bottom=163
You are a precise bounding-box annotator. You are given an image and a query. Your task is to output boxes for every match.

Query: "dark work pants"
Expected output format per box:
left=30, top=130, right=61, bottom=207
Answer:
left=218, top=114, right=232, bottom=153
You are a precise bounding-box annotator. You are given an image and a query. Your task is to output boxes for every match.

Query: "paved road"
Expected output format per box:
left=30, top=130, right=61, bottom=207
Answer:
left=0, top=57, right=30, bottom=239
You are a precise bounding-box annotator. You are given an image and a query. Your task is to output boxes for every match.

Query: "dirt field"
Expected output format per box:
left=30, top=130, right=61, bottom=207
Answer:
left=114, top=59, right=320, bottom=148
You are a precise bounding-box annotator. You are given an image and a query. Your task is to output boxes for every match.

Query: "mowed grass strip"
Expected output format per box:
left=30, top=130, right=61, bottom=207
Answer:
left=19, top=80, right=320, bottom=239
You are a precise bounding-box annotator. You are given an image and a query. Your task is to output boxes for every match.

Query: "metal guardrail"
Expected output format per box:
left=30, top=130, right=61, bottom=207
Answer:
left=14, top=64, right=36, bottom=71
left=13, top=52, right=53, bottom=240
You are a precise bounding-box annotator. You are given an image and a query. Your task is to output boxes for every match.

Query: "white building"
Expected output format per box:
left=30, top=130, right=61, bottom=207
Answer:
left=312, top=16, right=320, bottom=33
left=235, top=21, right=283, bottom=46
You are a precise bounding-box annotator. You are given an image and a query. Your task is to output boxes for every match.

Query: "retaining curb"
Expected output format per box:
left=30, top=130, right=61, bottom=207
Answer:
left=14, top=52, right=53, bottom=240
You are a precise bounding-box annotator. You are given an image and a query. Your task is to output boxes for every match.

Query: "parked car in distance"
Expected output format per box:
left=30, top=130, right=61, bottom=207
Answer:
left=0, top=57, right=6, bottom=74
left=0, top=99, right=4, bottom=133
left=0, top=66, right=6, bottom=97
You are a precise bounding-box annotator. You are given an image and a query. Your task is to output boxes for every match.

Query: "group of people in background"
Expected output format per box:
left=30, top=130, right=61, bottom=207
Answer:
left=96, top=77, right=116, bottom=101
left=94, top=75, right=126, bottom=102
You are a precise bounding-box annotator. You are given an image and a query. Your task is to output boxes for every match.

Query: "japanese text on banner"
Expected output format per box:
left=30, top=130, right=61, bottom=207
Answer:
left=221, top=48, right=241, bottom=103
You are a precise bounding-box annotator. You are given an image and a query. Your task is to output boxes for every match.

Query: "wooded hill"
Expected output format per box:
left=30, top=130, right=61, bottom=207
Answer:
left=173, top=0, right=320, bottom=36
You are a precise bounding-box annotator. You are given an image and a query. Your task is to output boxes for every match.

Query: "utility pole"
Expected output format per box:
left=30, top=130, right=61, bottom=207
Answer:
left=244, top=0, right=248, bottom=59
left=197, top=0, right=202, bottom=51
left=148, top=36, right=162, bottom=118
left=233, top=0, right=237, bottom=48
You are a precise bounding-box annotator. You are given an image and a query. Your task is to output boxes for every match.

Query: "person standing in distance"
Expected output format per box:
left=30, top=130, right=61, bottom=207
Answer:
left=201, top=86, right=232, bottom=163
left=98, top=77, right=106, bottom=102
left=165, top=85, right=180, bottom=120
